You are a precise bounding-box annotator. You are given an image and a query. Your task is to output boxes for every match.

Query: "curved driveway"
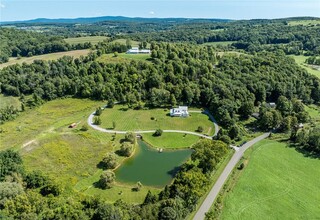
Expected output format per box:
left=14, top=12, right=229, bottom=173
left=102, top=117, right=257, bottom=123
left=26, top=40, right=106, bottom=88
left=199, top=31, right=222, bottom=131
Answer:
left=87, top=109, right=219, bottom=139
left=193, top=132, right=270, bottom=220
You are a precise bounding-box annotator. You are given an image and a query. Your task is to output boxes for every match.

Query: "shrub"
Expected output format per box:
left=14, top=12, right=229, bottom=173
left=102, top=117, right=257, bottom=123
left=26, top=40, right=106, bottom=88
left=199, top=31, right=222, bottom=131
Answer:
left=197, top=126, right=204, bottom=133
left=118, top=142, right=134, bottom=157
left=80, top=124, right=89, bottom=131
left=95, top=107, right=103, bottom=116
left=102, top=153, right=118, bottom=169
left=99, top=171, right=115, bottom=189
left=93, top=116, right=102, bottom=125
left=153, top=129, right=163, bottom=137
left=151, top=117, right=155, bottom=120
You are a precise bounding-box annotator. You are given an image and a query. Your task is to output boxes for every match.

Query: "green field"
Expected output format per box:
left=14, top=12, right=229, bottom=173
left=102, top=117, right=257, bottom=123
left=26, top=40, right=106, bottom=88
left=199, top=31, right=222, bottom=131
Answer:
left=96, top=53, right=151, bottom=64
left=220, top=140, right=320, bottom=219
left=99, top=105, right=214, bottom=136
left=290, top=55, right=320, bottom=78
left=111, top=39, right=141, bottom=47
left=143, top=132, right=200, bottom=149
left=288, top=19, right=320, bottom=26
left=0, top=94, right=21, bottom=109
left=64, top=36, right=108, bottom=45
left=0, top=49, right=91, bottom=69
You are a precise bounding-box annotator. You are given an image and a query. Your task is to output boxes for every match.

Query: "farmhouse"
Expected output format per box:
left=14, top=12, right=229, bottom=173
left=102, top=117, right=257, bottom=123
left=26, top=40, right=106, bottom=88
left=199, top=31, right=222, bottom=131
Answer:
left=170, top=106, right=189, bottom=117
left=126, top=47, right=151, bottom=54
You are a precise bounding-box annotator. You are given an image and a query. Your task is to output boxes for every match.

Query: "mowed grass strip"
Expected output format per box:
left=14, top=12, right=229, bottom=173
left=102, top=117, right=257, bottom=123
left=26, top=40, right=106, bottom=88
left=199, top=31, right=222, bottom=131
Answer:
left=142, top=132, right=200, bottom=149
left=0, top=49, right=91, bottom=69
left=64, top=36, right=108, bottom=45
left=220, top=140, right=320, bottom=219
left=99, top=105, right=214, bottom=135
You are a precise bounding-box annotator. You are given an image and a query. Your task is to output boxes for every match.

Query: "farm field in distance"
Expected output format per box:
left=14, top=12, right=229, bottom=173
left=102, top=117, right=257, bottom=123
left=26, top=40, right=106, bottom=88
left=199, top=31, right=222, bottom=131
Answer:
left=64, top=36, right=108, bottom=45
left=96, top=53, right=151, bottom=63
left=220, top=140, right=320, bottom=219
left=0, top=49, right=91, bottom=69
left=98, top=105, right=215, bottom=136
left=290, top=55, right=320, bottom=79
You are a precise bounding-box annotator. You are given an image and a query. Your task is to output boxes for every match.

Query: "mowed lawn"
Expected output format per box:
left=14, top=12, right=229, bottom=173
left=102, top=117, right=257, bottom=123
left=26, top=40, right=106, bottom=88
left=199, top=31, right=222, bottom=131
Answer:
left=143, top=132, right=200, bottom=149
left=221, top=140, right=320, bottom=219
left=99, top=105, right=214, bottom=136
left=64, top=36, right=108, bottom=45
left=0, top=49, right=91, bottom=69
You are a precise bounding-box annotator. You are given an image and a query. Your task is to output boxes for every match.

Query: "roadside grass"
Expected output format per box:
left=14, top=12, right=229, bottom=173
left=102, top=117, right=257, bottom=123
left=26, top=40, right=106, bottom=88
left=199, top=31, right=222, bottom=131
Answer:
left=99, top=105, right=214, bottom=136
left=0, top=94, right=21, bottom=109
left=96, top=53, right=151, bottom=64
left=218, top=140, right=320, bottom=219
left=288, top=19, right=320, bottom=26
left=0, top=49, right=91, bottom=69
left=142, top=132, right=200, bottom=149
left=290, top=55, right=320, bottom=79
left=64, top=36, right=108, bottom=45
left=187, top=149, right=234, bottom=220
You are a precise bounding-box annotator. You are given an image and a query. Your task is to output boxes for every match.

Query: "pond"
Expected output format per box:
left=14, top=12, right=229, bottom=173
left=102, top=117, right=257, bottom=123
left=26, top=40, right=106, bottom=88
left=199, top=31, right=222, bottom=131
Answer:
left=115, top=140, right=192, bottom=187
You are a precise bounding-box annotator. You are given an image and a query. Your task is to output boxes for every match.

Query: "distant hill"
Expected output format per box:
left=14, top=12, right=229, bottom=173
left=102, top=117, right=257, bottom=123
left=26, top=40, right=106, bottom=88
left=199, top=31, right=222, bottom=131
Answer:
left=0, top=16, right=232, bottom=25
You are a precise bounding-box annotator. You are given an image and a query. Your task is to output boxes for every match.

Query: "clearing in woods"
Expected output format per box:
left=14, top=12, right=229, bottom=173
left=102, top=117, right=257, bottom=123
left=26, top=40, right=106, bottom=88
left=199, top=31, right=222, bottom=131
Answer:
left=0, top=49, right=91, bottom=69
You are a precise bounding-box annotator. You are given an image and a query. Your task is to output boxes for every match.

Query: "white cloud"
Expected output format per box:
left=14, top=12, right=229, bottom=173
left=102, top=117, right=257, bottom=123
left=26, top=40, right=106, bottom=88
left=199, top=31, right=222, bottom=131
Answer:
left=0, top=3, right=5, bottom=8
left=149, top=11, right=155, bottom=15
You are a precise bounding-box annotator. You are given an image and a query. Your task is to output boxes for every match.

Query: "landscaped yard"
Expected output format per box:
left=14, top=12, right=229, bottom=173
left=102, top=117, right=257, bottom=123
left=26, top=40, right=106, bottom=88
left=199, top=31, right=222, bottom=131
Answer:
left=0, top=49, right=91, bottom=69
left=98, top=105, right=214, bottom=136
left=143, top=132, right=200, bottom=149
left=220, top=140, right=320, bottom=219
left=64, top=36, right=108, bottom=45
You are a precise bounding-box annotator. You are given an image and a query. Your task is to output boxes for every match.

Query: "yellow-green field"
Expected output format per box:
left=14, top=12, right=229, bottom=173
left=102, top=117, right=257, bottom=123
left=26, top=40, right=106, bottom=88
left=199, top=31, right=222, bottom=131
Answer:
left=111, top=39, right=141, bottom=47
left=96, top=53, right=151, bottom=64
left=288, top=19, right=320, bottom=26
left=99, top=105, right=214, bottom=136
left=0, top=49, right=91, bottom=69
left=290, top=55, right=320, bottom=79
left=0, top=98, right=159, bottom=204
left=0, top=94, right=21, bottom=109
left=64, top=36, right=108, bottom=45
left=219, top=140, right=320, bottom=219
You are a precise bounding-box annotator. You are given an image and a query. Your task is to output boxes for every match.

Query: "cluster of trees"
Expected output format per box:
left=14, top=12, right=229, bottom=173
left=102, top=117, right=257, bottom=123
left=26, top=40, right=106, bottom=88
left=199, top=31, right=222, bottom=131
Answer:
left=306, top=56, right=320, bottom=65
left=293, top=126, right=320, bottom=153
left=0, top=28, right=92, bottom=63
left=1, top=42, right=319, bottom=132
left=0, top=105, right=20, bottom=124
left=258, top=96, right=309, bottom=131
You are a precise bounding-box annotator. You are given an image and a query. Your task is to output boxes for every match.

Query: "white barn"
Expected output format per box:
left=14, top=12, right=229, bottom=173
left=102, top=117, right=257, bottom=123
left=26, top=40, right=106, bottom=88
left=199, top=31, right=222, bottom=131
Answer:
left=126, top=47, right=151, bottom=54
left=170, top=106, right=189, bottom=117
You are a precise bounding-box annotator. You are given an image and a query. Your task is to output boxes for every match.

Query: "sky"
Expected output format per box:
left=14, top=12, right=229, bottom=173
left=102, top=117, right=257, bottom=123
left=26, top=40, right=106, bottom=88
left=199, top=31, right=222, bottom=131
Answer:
left=0, top=0, right=319, bottom=22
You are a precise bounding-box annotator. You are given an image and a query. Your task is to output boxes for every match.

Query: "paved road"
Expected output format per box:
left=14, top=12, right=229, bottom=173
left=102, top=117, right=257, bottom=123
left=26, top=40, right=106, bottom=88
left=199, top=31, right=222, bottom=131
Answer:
left=87, top=109, right=219, bottom=139
left=193, top=132, right=270, bottom=220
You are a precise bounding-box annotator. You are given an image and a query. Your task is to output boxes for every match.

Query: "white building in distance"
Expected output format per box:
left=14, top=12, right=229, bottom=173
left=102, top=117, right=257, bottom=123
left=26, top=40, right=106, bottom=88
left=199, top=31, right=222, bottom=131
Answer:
left=126, top=47, right=151, bottom=54
left=170, top=106, right=189, bottom=117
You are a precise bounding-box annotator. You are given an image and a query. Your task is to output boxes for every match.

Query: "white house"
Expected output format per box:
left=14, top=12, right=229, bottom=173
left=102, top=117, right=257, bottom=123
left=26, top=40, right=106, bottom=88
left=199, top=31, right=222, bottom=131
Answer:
left=170, top=106, right=189, bottom=117
left=126, top=47, right=151, bottom=54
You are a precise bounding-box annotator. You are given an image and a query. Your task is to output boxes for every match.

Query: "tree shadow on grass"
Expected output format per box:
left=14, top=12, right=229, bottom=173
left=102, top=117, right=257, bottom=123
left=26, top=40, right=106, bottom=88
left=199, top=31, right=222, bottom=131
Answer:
left=287, top=143, right=320, bottom=159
